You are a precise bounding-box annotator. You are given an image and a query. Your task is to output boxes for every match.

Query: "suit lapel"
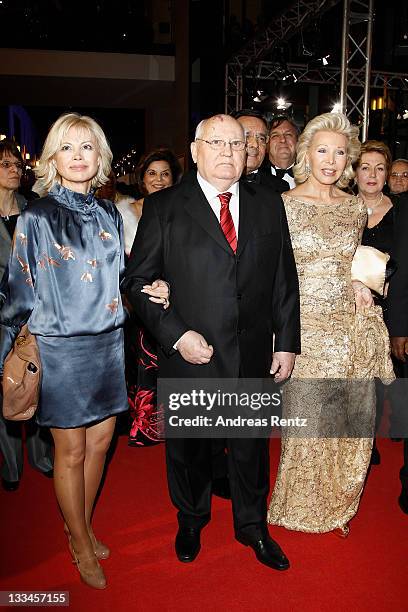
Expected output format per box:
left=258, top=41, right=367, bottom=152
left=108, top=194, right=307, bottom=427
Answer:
left=183, top=178, right=235, bottom=256
left=236, top=180, right=255, bottom=256
left=0, top=218, right=12, bottom=246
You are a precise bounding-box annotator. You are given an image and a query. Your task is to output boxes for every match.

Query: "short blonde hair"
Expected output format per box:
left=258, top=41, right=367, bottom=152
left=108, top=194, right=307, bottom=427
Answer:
left=293, top=112, right=360, bottom=188
left=34, top=113, right=112, bottom=195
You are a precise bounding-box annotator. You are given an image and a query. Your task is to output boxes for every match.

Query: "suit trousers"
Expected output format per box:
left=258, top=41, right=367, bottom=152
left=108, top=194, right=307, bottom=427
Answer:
left=166, top=436, right=270, bottom=542
left=0, top=395, right=53, bottom=482
left=387, top=360, right=408, bottom=491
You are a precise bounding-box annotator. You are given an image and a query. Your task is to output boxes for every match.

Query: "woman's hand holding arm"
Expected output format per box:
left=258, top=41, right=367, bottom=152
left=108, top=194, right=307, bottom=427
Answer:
left=352, top=280, right=374, bottom=311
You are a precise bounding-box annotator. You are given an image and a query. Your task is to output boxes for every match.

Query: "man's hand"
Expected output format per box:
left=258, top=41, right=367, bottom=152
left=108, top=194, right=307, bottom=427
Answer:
left=390, top=337, right=408, bottom=362
left=270, top=351, right=296, bottom=382
left=177, top=330, right=214, bottom=365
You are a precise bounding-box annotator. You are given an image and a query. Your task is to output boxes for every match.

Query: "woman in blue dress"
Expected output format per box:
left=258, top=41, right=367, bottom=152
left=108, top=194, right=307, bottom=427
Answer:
left=0, top=113, right=167, bottom=589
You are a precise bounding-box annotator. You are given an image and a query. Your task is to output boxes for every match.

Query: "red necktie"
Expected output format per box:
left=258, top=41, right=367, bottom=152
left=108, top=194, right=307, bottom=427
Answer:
left=217, top=192, right=237, bottom=253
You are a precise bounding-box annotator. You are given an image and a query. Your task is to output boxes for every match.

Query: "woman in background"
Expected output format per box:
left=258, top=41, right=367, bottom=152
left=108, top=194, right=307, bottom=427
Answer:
left=126, top=149, right=182, bottom=446
left=355, top=140, right=395, bottom=464
left=0, top=139, right=53, bottom=492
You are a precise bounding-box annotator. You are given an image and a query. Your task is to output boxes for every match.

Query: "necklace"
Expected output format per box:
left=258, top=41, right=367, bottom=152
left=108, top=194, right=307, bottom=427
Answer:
left=363, top=192, right=383, bottom=215
left=0, top=194, right=18, bottom=220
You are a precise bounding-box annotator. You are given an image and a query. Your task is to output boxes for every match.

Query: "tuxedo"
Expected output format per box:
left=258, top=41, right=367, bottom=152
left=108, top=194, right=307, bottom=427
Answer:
left=124, top=173, right=300, bottom=540
left=244, top=167, right=289, bottom=193
left=267, top=162, right=296, bottom=190
left=386, top=193, right=408, bottom=498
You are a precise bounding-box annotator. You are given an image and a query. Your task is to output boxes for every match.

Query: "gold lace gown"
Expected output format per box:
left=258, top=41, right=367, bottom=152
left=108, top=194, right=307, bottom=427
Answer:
left=267, top=194, right=394, bottom=533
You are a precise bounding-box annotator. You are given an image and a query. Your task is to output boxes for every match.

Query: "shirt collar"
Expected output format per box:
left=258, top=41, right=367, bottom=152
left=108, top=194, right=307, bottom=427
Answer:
left=273, top=163, right=294, bottom=171
left=197, top=171, right=239, bottom=200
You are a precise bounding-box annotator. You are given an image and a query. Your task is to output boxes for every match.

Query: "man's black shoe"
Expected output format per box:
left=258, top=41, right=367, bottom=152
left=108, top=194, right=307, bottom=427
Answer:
left=236, top=533, right=290, bottom=571
left=212, top=476, right=231, bottom=500
left=398, top=489, right=408, bottom=514
left=42, top=469, right=54, bottom=479
left=1, top=478, right=19, bottom=492
left=175, top=527, right=201, bottom=562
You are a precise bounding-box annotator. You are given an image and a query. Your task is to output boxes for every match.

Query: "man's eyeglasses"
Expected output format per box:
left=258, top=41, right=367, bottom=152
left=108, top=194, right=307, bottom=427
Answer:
left=245, top=132, right=269, bottom=146
left=195, top=138, right=246, bottom=151
left=0, top=160, right=24, bottom=172
left=390, top=171, right=408, bottom=179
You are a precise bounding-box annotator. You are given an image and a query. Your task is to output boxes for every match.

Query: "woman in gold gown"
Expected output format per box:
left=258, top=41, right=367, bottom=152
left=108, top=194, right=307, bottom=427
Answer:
left=267, top=113, right=394, bottom=535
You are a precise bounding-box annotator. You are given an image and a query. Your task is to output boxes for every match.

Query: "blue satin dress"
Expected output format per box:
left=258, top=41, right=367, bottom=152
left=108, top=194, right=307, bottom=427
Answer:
left=0, top=183, right=128, bottom=428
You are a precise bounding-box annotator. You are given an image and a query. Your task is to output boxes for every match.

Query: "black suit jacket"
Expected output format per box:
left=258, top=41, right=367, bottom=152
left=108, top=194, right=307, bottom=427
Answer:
left=386, top=193, right=408, bottom=336
left=247, top=167, right=290, bottom=193
left=124, top=174, right=300, bottom=378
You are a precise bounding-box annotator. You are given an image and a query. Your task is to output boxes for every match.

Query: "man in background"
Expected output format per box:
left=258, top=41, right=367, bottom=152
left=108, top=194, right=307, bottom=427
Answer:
left=267, top=116, right=299, bottom=189
left=388, top=159, right=408, bottom=196
left=232, top=109, right=289, bottom=192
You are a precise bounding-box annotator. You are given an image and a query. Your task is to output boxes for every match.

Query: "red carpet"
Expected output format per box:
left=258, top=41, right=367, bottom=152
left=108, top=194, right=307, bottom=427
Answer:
left=0, top=436, right=406, bottom=611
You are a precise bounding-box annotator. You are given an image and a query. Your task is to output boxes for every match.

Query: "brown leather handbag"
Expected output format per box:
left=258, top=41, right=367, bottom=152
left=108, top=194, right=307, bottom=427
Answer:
left=2, top=324, right=41, bottom=421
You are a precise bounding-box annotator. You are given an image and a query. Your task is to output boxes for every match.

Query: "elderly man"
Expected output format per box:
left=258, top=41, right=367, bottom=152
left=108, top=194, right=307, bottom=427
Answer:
left=267, top=115, right=299, bottom=189
left=389, top=159, right=408, bottom=195
left=124, top=114, right=300, bottom=570
left=231, top=109, right=289, bottom=192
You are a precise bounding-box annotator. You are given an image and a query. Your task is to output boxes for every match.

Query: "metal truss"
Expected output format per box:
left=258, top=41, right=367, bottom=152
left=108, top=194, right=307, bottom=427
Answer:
left=251, top=62, right=408, bottom=92
left=339, top=0, right=374, bottom=139
left=225, top=0, right=341, bottom=112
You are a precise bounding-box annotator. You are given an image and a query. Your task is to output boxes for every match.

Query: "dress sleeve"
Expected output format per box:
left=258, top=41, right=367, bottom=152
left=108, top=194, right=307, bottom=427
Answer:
left=103, top=199, right=126, bottom=281
left=0, top=211, right=38, bottom=373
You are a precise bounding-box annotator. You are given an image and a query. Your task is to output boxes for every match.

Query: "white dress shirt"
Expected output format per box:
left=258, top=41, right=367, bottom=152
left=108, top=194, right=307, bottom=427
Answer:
left=197, top=172, right=239, bottom=234
left=270, top=164, right=296, bottom=189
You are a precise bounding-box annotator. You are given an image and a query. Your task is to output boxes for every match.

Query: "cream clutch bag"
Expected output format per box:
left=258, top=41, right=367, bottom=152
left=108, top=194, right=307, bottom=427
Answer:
left=351, top=245, right=390, bottom=296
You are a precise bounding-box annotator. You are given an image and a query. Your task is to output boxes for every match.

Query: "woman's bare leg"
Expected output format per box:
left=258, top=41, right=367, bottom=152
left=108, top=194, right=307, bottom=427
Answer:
left=51, top=426, right=105, bottom=588
left=83, top=416, right=116, bottom=535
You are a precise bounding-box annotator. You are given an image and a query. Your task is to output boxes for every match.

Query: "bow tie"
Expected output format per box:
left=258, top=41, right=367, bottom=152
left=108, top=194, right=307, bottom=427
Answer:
left=272, top=166, right=293, bottom=180
left=244, top=172, right=259, bottom=183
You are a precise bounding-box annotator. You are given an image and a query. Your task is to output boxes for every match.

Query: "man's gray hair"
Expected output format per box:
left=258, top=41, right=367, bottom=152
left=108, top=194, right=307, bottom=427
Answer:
left=194, top=120, right=206, bottom=140
left=194, top=115, right=245, bottom=141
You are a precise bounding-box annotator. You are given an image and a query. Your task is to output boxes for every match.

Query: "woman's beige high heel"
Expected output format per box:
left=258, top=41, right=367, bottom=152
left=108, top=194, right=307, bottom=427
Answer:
left=64, top=525, right=110, bottom=560
left=68, top=538, right=107, bottom=590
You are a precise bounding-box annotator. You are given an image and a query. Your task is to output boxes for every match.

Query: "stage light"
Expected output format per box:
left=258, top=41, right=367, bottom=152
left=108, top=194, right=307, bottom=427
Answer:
left=322, top=55, right=330, bottom=66
left=331, top=102, right=342, bottom=113
left=0, top=134, right=6, bottom=141
left=277, top=97, right=287, bottom=109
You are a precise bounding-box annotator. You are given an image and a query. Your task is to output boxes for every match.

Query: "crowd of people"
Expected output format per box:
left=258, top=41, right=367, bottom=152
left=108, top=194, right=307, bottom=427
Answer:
left=0, top=107, right=408, bottom=589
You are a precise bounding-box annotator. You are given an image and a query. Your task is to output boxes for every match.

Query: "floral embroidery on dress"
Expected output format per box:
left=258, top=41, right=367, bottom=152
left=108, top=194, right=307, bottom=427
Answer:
left=46, top=254, right=61, bottom=267
left=18, top=233, right=27, bottom=246
left=80, top=272, right=93, bottom=283
left=16, top=254, right=33, bottom=286
left=16, top=254, right=29, bottom=274
left=54, top=243, right=75, bottom=261
left=105, top=298, right=118, bottom=313
left=87, top=259, right=100, bottom=269
left=37, top=254, right=61, bottom=269
left=99, top=230, right=112, bottom=241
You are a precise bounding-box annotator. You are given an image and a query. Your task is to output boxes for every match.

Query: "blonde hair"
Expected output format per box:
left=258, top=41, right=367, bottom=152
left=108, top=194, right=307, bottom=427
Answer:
left=34, top=113, right=112, bottom=195
left=293, top=112, right=360, bottom=188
